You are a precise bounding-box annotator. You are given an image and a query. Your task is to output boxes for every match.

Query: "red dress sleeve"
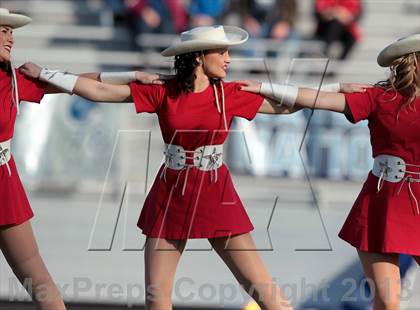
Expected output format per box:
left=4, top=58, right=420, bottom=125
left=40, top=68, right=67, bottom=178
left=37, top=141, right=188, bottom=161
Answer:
left=316, top=0, right=361, bottom=16
left=130, top=81, right=165, bottom=114
left=226, top=82, right=265, bottom=121
left=344, top=87, right=379, bottom=123
left=16, top=70, right=46, bottom=103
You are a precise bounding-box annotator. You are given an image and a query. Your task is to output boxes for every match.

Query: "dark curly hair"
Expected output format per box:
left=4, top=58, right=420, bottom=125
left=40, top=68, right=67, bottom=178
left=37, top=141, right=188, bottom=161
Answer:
left=174, top=51, right=221, bottom=94
left=0, top=61, right=12, bottom=76
left=174, top=52, right=200, bottom=93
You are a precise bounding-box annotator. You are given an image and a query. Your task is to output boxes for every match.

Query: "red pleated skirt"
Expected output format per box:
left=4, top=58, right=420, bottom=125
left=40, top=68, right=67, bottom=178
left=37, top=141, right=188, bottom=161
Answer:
left=339, top=172, right=420, bottom=256
left=0, top=157, right=33, bottom=226
left=138, top=164, right=254, bottom=239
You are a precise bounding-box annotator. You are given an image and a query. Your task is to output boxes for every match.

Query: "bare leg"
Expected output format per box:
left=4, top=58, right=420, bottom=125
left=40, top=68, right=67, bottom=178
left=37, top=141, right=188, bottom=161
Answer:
left=0, top=221, right=65, bottom=310
left=144, top=238, right=186, bottom=310
left=357, top=250, right=401, bottom=310
left=209, top=233, right=293, bottom=310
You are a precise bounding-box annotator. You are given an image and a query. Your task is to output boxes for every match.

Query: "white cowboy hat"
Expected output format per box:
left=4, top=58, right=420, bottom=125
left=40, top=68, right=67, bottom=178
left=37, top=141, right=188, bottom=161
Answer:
left=377, top=33, right=420, bottom=67
left=161, top=25, right=248, bottom=57
left=0, top=8, right=31, bottom=29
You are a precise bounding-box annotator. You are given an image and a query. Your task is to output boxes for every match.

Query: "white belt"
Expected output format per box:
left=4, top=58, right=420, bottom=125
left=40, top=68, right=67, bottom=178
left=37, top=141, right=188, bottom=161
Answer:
left=160, top=144, right=223, bottom=195
left=372, top=154, right=420, bottom=215
left=0, top=139, right=12, bottom=176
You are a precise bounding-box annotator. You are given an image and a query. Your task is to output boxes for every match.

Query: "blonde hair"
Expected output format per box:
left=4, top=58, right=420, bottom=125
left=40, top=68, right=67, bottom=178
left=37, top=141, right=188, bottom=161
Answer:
left=376, top=52, right=420, bottom=113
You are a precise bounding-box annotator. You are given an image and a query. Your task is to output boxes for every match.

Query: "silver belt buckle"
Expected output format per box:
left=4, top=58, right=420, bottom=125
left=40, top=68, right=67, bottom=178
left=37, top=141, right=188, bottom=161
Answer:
left=164, top=144, right=186, bottom=170
left=164, top=144, right=223, bottom=171
left=372, top=155, right=405, bottom=183
left=0, top=140, right=11, bottom=166
left=195, top=145, right=223, bottom=171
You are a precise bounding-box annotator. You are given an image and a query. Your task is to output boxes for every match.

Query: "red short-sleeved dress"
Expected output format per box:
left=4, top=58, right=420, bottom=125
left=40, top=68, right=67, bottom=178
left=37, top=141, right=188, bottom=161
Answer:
left=339, top=87, right=420, bottom=256
left=130, top=80, right=264, bottom=239
left=0, top=68, right=46, bottom=226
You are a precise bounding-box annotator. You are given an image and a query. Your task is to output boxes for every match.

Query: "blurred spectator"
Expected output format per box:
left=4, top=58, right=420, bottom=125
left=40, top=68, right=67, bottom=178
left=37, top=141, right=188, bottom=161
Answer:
left=188, top=0, right=227, bottom=27
left=224, top=0, right=297, bottom=41
left=124, top=0, right=187, bottom=48
left=266, top=0, right=297, bottom=42
left=105, top=0, right=127, bottom=21
left=314, top=0, right=363, bottom=60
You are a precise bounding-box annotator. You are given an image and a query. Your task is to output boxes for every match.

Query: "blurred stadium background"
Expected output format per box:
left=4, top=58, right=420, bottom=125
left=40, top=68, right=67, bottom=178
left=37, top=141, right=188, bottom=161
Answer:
left=0, top=0, right=419, bottom=309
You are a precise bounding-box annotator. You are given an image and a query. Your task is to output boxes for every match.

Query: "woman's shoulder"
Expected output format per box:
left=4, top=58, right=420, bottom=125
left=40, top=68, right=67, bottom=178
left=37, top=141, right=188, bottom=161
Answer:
left=366, top=85, right=409, bottom=114
left=220, top=81, right=248, bottom=96
left=366, top=85, right=388, bottom=95
left=132, top=78, right=178, bottom=95
left=366, top=85, right=402, bottom=103
left=222, top=80, right=241, bottom=89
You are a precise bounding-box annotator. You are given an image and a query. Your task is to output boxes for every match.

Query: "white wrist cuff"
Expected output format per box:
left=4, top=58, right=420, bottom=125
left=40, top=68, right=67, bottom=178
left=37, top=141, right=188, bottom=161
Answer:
left=39, top=68, right=77, bottom=94
left=319, top=83, right=340, bottom=92
left=260, top=82, right=298, bottom=108
left=100, top=71, right=136, bottom=84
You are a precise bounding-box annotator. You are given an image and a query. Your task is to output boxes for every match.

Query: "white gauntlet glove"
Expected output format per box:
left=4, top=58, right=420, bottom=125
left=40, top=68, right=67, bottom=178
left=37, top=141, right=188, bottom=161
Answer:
left=39, top=68, right=78, bottom=94
left=317, top=83, right=340, bottom=92
left=260, top=83, right=298, bottom=108
left=100, top=71, right=136, bottom=84
left=259, top=82, right=341, bottom=108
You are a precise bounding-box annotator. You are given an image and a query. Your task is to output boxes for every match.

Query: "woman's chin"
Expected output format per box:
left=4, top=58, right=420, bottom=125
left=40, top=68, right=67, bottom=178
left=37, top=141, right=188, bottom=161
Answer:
left=215, top=72, right=226, bottom=79
left=207, top=71, right=226, bottom=80
left=0, top=53, right=11, bottom=63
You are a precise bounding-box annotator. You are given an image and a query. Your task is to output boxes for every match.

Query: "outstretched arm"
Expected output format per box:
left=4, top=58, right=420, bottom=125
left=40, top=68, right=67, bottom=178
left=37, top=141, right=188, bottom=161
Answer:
left=297, top=88, right=346, bottom=112
left=73, top=76, right=132, bottom=102
left=44, top=76, right=104, bottom=94
left=77, top=71, right=170, bottom=85
left=19, top=63, right=164, bottom=97
left=258, top=97, right=303, bottom=114
left=19, top=63, right=132, bottom=102
left=238, top=80, right=370, bottom=114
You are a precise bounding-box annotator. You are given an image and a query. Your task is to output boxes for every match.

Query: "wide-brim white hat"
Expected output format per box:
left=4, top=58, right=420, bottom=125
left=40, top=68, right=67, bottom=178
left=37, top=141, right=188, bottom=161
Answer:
left=161, top=25, right=249, bottom=57
left=0, top=8, right=31, bottom=29
left=377, top=33, right=420, bottom=67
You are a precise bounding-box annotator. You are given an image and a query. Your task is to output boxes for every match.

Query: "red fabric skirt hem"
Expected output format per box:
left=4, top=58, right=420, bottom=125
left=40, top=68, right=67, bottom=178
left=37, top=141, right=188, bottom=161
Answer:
left=338, top=172, right=420, bottom=256
left=0, top=212, right=33, bottom=227
left=138, top=226, right=254, bottom=240
left=339, top=231, right=420, bottom=257
left=0, top=157, right=34, bottom=226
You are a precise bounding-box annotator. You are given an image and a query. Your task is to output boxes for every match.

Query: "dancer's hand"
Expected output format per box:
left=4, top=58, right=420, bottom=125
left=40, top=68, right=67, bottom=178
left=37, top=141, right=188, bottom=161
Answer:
left=236, top=80, right=262, bottom=93
left=135, top=71, right=172, bottom=85
left=340, top=83, right=373, bottom=93
left=19, top=62, right=42, bottom=79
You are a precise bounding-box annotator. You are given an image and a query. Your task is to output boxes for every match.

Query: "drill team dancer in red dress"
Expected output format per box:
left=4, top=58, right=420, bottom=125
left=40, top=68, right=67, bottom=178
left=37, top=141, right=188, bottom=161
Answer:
left=0, top=7, right=163, bottom=308
left=240, top=33, right=420, bottom=310
left=0, top=8, right=66, bottom=309
left=28, top=25, right=298, bottom=310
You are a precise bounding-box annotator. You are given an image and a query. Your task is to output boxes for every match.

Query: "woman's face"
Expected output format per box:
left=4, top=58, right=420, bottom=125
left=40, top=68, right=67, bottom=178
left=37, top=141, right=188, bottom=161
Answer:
left=200, top=48, right=231, bottom=79
left=0, top=25, right=14, bottom=63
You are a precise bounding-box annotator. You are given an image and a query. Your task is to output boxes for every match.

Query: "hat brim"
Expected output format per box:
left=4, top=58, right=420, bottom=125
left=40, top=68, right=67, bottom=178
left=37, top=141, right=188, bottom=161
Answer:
left=377, top=34, right=420, bottom=67
left=161, top=26, right=248, bottom=57
left=0, top=13, right=32, bottom=29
